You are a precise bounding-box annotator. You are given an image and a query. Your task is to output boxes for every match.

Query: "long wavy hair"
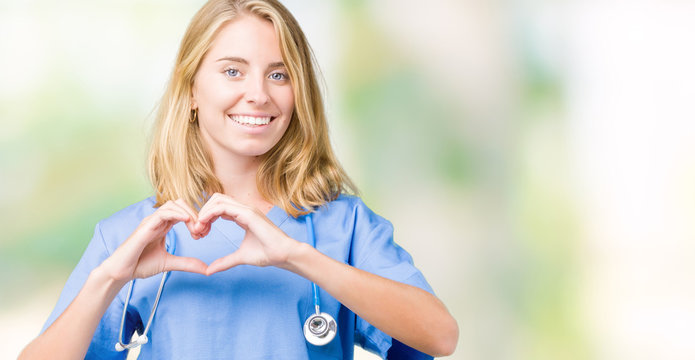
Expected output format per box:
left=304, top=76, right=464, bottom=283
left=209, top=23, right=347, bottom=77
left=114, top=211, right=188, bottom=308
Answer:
left=148, top=0, right=356, bottom=217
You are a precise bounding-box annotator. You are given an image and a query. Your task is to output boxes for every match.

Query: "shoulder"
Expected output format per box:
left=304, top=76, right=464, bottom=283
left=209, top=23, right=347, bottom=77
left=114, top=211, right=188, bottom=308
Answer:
left=313, top=194, right=394, bottom=245
left=99, top=196, right=158, bottom=228
left=94, top=196, right=158, bottom=252
left=317, top=194, right=391, bottom=227
left=317, top=196, right=427, bottom=287
left=318, top=193, right=365, bottom=214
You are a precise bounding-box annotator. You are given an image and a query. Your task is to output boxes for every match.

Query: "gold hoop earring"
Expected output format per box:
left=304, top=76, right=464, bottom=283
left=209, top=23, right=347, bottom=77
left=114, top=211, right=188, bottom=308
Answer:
left=190, top=109, right=198, bottom=123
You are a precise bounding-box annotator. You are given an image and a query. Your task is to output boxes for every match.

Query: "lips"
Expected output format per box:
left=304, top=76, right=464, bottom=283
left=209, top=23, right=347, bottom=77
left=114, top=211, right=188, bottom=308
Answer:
left=228, top=114, right=275, bottom=126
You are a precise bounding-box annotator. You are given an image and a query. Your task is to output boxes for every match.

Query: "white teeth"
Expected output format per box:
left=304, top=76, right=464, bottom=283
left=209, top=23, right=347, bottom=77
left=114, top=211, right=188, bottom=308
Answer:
left=230, top=115, right=271, bottom=125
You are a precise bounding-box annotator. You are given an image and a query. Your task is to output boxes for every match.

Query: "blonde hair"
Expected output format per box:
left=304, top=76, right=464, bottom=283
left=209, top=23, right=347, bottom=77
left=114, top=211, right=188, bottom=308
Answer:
left=148, top=0, right=356, bottom=217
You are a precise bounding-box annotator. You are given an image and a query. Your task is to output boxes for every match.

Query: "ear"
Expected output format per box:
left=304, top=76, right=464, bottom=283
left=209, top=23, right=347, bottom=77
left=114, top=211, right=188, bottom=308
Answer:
left=191, top=84, right=198, bottom=110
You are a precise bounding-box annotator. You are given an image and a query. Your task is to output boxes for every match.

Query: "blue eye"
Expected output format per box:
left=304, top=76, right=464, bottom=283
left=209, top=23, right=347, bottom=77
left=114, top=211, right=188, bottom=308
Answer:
left=225, top=68, right=240, bottom=77
left=269, top=72, right=287, bottom=81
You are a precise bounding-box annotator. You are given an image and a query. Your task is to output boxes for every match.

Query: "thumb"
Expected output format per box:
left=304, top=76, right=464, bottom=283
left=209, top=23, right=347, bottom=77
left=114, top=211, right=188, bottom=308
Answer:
left=163, top=254, right=209, bottom=275
left=206, top=252, right=244, bottom=276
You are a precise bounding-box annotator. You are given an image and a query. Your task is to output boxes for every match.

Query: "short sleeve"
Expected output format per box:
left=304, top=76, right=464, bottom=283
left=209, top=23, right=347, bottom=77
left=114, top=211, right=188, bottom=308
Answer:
left=349, top=200, right=434, bottom=360
left=40, top=222, right=139, bottom=360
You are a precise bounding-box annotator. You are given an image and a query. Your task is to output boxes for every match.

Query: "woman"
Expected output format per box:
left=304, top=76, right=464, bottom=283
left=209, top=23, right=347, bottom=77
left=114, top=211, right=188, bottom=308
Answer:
left=19, top=0, right=458, bottom=358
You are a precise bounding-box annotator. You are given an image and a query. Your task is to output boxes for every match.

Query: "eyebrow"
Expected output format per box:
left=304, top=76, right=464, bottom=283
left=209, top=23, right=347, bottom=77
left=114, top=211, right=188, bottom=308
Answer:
left=216, top=56, right=285, bottom=69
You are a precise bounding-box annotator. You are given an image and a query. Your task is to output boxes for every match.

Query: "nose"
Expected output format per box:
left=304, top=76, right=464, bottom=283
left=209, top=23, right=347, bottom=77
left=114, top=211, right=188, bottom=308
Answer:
left=244, top=76, right=269, bottom=105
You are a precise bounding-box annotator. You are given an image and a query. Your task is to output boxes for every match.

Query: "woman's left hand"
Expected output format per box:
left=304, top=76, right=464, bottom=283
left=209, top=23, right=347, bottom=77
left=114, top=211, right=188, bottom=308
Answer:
left=193, top=194, right=458, bottom=356
left=193, top=193, right=300, bottom=275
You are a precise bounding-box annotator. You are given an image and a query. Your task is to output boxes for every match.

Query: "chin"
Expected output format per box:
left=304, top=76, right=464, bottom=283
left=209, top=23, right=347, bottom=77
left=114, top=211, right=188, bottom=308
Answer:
left=232, top=144, right=277, bottom=158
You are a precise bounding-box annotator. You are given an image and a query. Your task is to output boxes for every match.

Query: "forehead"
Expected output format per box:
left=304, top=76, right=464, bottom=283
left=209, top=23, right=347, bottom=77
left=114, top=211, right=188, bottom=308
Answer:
left=206, top=14, right=282, bottom=61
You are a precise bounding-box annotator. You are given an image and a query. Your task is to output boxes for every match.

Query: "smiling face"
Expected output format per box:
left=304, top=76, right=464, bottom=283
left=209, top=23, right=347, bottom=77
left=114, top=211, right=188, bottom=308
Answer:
left=191, top=14, right=294, bottom=164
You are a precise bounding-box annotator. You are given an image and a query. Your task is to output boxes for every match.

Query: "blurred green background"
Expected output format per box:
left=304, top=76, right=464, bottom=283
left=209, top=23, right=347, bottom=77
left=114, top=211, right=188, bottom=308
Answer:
left=2, top=0, right=695, bottom=359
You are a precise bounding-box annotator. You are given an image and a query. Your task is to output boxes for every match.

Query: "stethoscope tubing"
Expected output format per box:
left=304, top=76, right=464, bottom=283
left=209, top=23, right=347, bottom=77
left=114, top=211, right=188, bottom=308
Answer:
left=115, top=233, right=176, bottom=351
left=304, top=213, right=322, bottom=314
left=115, top=212, right=336, bottom=350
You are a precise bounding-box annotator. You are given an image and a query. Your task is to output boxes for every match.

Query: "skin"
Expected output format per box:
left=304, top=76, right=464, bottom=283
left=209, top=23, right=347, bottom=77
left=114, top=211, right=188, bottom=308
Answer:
left=191, top=14, right=294, bottom=208
left=19, top=14, right=458, bottom=359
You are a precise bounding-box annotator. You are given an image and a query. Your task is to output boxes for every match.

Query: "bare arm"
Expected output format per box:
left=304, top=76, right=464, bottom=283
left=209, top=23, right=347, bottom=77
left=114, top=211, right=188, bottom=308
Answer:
left=19, top=200, right=208, bottom=360
left=284, top=243, right=459, bottom=357
left=18, top=266, right=128, bottom=359
left=199, top=194, right=459, bottom=357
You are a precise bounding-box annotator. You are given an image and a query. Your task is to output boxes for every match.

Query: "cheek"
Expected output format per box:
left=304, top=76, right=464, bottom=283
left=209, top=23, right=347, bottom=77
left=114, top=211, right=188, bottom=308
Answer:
left=274, top=87, right=295, bottom=115
left=195, top=76, right=240, bottom=108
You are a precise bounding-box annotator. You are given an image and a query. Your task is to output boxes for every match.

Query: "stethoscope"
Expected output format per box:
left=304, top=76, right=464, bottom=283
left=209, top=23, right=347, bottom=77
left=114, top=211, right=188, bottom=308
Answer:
left=115, top=212, right=336, bottom=351
left=301, top=213, right=338, bottom=345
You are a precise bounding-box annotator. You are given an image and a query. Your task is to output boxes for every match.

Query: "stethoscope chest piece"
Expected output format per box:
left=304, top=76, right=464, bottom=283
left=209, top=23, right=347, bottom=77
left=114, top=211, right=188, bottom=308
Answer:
left=303, top=311, right=337, bottom=346
left=302, top=213, right=337, bottom=346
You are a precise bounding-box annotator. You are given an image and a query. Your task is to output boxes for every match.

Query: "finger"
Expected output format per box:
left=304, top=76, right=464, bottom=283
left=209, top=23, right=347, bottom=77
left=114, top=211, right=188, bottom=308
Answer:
left=158, top=200, right=208, bottom=240
left=198, top=194, right=247, bottom=220
left=195, top=196, right=224, bottom=233
left=205, top=252, right=244, bottom=276
left=197, top=221, right=212, bottom=238
left=199, top=200, right=253, bottom=228
left=171, top=199, right=202, bottom=237
left=163, top=254, right=209, bottom=275
left=197, top=205, right=235, bottom=226
left=191, top=213, right=217, bottom=239
left=198, top=193, right=222, bottom=214
left=120, top=208, right=185, bottom=251
left=141, top=208, right=189, bottom=235
left=156, top=208, right=190, bottom=222
left=172, top=198, right=198, bottom=221
left=173, top=197, right=198, bottom=213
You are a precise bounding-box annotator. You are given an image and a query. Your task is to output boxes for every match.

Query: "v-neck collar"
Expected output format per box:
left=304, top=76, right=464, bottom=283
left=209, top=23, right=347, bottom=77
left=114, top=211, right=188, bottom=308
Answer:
left=212, top=205, right=290, bottom=248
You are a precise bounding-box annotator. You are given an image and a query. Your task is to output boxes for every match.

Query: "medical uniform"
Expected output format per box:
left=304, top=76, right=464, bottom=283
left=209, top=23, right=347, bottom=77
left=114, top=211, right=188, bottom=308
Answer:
left=42, top=194, right=434, bottom=359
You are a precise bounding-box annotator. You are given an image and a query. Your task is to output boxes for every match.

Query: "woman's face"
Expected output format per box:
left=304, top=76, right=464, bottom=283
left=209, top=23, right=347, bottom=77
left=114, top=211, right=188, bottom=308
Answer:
left=192, top=15, right=294, bottom=163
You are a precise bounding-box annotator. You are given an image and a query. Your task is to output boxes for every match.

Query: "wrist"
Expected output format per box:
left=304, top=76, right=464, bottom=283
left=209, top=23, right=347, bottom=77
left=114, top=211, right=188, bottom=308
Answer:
left=279, top=241, right=313, bottom=274
left=93, top=259, right=131, bottom=289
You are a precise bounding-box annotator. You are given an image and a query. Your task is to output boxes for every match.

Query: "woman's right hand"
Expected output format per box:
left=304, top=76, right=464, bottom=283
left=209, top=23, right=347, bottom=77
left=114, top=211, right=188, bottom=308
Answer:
left=100, top=199, right=208, bottom=283
left=18, top=199, right=208, bottom=360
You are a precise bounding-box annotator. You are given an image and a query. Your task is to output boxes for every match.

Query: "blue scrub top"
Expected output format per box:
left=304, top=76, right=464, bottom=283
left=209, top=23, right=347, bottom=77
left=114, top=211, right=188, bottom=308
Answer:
left=42, top=194, right=434, bottom=359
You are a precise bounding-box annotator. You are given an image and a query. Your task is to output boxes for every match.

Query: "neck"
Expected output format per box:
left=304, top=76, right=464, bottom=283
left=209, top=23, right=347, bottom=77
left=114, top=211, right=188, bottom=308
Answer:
left=212, top=154, right=273, bottom=212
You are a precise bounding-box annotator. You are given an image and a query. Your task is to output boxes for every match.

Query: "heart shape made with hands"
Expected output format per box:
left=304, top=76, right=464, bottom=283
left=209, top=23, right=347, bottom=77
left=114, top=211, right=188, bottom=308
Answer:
left=149, top=194, right=294, bottom=278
